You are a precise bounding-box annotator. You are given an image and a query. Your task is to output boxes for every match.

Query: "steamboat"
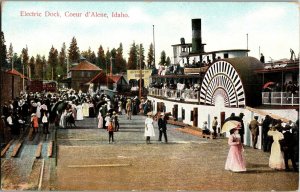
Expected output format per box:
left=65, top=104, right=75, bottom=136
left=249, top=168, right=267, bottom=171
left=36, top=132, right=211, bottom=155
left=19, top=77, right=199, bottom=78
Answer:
left=148, top=19, right=299, bottom=148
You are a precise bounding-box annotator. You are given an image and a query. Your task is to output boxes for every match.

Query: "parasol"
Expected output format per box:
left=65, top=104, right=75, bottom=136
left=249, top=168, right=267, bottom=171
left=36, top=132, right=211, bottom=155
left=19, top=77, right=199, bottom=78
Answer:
left=262, top=82, right=275, bottom=89
left=221, top=120, right=241, bottom=133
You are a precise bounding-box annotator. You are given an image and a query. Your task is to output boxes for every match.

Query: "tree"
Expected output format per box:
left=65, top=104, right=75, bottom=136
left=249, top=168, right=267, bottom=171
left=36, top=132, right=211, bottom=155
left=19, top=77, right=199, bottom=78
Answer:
left=29, top=56, right=35, bottom=79
left=81, top=47, right=92, bottom=61
left=68, top=37, right=80, bottom=64
left=105, top=48, right=111, bottom=74
left=115, top=43, right=127, bottom=73
left=166, top=56, right=171, bottom=66
left=147, top=43, right=154, bottom=69
left=0, top=31, right=7, bottom=103
left=138, top=44, right=145, bottom=69
left=90, top=51, right=97, bottom=64
left=127, top=42, right=138, bottom=70
left=35, top=54, right=43, bottom=80
left=21, top=46, right=29, bottom=76
left=58, top=42, right=67, bottom=76
left=97, top=45, right=106, bottom=70
left=159, top=50, right=166, bottom=66
left=110, top=48, right=117, bottom=74
left=0, top=31, right=8, bottom=70
left=13, top=53, right=22, bottom=72
left=41, top=56, right=47, bottom=80
left=48, top=45, right=58, bottom=80
left=8, top=43, right=13, bottom=69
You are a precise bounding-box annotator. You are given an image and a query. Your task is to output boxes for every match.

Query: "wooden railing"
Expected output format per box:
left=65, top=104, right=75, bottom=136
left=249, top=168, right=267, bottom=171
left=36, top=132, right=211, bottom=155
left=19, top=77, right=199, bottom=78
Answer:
left=148, top=88, right=199, bottom=102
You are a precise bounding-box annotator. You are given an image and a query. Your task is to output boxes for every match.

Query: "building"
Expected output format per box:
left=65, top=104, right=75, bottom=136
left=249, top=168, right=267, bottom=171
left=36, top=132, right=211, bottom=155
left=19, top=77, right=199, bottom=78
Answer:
left=3, top=69, right=29, bottom=102
left=69, top=59, right=102, bottom=92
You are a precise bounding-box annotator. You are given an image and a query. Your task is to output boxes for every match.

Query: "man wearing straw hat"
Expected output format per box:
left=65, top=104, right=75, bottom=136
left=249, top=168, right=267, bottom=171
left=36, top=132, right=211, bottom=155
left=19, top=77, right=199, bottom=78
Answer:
left=158, top=113, right=168, bottom=143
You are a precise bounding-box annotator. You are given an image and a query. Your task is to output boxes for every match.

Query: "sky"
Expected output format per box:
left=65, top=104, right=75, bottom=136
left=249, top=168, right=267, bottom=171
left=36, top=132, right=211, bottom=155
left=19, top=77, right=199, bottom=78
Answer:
left=2, top=1, right=299, bottom=64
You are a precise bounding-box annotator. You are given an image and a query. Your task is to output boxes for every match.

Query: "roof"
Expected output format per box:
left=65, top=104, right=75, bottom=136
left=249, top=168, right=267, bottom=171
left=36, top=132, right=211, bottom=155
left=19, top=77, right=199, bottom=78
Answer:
left=6, top=69, right=28, bottom=79
left=87, top=72, right=115, bottom=84
left=109, top=75, right=122, bottom=83
left=70, top=60, right=101, bottom=71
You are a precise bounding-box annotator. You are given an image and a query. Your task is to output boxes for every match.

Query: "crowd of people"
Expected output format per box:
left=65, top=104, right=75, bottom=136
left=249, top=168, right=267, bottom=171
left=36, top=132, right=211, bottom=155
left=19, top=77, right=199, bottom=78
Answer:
left=0, top=89, right=157, bottom=144
left=223, top=113, right=299, bottom=173
left=1, top=89, right=298, bottom=173
left=264, top=81, right=299, bottom=94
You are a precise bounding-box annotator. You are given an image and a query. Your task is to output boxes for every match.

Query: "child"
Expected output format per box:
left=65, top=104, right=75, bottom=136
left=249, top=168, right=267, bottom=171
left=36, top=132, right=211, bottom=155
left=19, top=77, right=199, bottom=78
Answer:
left=107, top=118, right=114, bottom=143
left=42, top=112, right=49, bottom=134
left=31, top=113, right=39, bottom=133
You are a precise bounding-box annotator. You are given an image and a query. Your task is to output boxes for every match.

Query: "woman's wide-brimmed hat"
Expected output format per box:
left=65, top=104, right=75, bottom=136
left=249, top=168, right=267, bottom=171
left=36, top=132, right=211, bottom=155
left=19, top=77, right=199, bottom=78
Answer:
left=221, top=120, right=241, bottom=133
left=31, top=113, right=36, bottom=116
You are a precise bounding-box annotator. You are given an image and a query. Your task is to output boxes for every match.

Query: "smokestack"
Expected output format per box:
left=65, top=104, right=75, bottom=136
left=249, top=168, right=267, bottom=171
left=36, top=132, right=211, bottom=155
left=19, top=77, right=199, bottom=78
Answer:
left=192, top=19, right=203, bottom=53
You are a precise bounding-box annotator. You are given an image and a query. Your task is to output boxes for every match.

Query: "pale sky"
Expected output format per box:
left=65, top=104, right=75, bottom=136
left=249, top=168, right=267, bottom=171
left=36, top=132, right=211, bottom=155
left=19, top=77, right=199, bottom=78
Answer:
left=2, top=1, right=299, bottom=64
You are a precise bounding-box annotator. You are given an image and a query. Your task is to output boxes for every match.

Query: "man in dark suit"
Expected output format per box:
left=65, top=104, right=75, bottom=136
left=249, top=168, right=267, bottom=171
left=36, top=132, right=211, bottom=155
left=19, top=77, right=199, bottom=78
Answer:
left=249, top=116, right=261, bottom=149
left=158, top=113, right=168, bottom=143
left=237, top=113, right=245, bottom=144
left=282, top=128, right=298, bottom=172
left=262, top=115, right=273, bottom=152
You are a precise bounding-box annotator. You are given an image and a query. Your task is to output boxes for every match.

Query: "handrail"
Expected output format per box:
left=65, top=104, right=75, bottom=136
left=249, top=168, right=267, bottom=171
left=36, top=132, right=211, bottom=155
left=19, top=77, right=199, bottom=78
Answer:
left=148, top=87, right=199, bottom=102
left=261, top=91, right=299, bottom=106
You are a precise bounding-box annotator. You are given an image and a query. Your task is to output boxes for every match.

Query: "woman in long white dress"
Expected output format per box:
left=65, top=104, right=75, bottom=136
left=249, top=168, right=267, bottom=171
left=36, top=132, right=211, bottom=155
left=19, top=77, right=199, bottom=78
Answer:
left=82, top=101, right=89, bottom=117
left=144, top=112, right=155, bottom=144
left=97, top=109, right=103, bottom=129
left=59, top=109, right=67, bottom=128
left=76, top=103, right=83, bottom=120
left=268, top=126, right=285, bottom=170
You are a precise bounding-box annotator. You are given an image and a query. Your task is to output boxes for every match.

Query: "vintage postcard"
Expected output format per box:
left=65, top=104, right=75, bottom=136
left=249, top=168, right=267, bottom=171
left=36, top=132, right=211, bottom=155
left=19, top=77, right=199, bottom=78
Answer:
left=1, top=1, right=299, bottom=191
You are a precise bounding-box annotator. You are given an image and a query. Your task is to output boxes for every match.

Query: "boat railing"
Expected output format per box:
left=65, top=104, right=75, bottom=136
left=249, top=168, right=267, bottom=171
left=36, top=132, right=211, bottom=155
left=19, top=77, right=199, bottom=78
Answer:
left=148, top=87, right=199, bottom=102
left=262, top=92, right=299, bottom=106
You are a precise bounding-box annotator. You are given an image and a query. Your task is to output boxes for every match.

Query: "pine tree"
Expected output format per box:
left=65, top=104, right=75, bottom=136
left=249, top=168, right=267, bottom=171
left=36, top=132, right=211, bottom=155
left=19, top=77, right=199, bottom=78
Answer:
left=115, top=43, right=126, bottom=73
left=97, top=45, right=106, bottom=70
left=159, top=50, right=166, bottom=66
left=48, top=45, right=58, bottom=80
left=41, top=56, right=47, bottom=80
left=21, top=46, right=29, bottom=76
left=105, top=48, right=111, bottom=74
left=59, top=42, right=67, bottom=76
left=0, top=31, right=8, bottom=70
left=147, top=43, right=154, bottom=69
left=68, top=37, right=80, bottom=64
left=138, top=44, right=145, bottom=69
left=81, top=47, right=92, bottom=61
left=35, top=54, right=43, bottom=80
left=127, top=42, right=138, bottom=70
left=29, top=56, right=35, bottom=79
left=13, top=53, right=22, bottom=72
left=8, top=43, right=13, bottom=69
left=110, top=48, right=117, bottom=74
left=166, top=56, right=171, bottom=66
left=90, top=51, right=96, bottom=64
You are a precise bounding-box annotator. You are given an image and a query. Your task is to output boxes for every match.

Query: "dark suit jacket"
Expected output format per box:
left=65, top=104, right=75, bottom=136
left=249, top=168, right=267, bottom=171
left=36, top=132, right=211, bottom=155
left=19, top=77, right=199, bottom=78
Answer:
left=158, top=118, right=167, bottom=131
